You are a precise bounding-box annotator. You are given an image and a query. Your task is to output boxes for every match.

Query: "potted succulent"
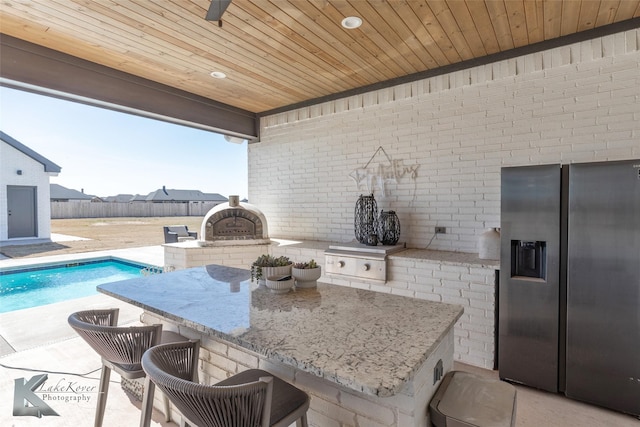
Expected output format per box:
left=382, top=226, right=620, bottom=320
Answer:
left=292, top=259, right=322, bottom=288
left=251, top=254, right=292, bottom=285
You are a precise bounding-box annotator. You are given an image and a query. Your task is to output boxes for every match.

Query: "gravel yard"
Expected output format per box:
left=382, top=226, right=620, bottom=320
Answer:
left=0, top=217, right=203, bottom=259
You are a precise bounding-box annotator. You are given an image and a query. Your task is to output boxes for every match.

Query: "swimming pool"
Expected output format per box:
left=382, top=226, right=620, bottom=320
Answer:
left=0, top=259, right=152, bottom=313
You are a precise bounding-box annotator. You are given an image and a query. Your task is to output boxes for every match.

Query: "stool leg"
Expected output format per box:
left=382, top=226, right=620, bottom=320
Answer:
left=95, top=364, right=111, bottom=427
left=297, top=414, right=309, bottom=427
left=140, top=377, right=156, bottom=427
left=163, top=392, right=171, bottom=422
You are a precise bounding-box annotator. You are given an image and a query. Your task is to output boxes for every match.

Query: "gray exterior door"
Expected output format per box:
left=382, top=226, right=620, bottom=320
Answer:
left=7, top=185, right=37, bottom=238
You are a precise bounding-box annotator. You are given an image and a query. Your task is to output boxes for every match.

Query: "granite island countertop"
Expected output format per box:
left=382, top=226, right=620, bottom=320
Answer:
left=98, top=264, right=463, bottom=397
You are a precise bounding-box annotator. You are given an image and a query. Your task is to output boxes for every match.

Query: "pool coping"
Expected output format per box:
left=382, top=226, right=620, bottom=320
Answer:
left=0, top=245, right=165, bottom=269
left=0, top=256, right=154, bottom=275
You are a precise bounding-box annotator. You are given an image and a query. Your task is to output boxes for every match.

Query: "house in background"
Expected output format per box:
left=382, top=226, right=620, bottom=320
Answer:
left=101, top=190, right=228, bottom=204
left=48, top=188, right=228, bottom=219
left=50, top=183, right=94, bottom=202
left=0, top=131, right=61, bottom=245
left=102, top=193, right=137, bottom=203
left=144, top=187, right=227, bottom=204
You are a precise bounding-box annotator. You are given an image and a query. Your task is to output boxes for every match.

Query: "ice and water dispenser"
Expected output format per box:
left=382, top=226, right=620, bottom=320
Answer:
left=511, top=240, right=546, bottom=280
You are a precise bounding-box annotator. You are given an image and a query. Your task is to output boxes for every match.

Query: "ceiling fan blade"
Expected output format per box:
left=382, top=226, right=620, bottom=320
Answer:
left=205, top=0, right=232, bottom=21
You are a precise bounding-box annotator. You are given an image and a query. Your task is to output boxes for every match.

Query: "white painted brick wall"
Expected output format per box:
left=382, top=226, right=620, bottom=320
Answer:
left=249, top=29, right=640, bottom=253
left=163, top=243, right=269, bottom=270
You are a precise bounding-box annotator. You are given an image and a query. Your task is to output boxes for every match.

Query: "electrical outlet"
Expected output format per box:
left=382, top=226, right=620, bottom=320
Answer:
left=433, top=359, right=443, bottom=384
left=435, top=226, right=446, bottom=234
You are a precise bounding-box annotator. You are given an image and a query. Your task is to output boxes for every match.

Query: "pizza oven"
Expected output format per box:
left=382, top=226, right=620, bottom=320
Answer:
left=199, top=196, right=270, bottom=246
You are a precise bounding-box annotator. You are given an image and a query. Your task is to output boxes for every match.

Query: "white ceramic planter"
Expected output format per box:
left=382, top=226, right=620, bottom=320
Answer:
left=292, top=267, right=321, bottom=288
left=258, top=264, right=292, bottom=286
left=265, top=276, right=295, bottom=294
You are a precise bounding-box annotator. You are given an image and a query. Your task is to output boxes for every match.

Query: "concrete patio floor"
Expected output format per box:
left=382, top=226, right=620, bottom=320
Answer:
left=1, top=246, right=638, bottom=426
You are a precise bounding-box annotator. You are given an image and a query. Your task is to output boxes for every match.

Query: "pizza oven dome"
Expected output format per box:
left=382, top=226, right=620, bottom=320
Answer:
left=198, top=196, right=270, bottom=246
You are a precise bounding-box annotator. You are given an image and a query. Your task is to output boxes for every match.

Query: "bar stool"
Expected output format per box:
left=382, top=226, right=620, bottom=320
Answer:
left=68, top=308, right=192, bottom=427
left=142, top=341, right=310, bottom=427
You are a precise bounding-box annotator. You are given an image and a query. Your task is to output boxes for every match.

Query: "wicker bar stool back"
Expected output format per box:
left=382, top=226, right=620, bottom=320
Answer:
left=142, top=341, right=309, bottom=427
left=68, top=308, right=188, bottom=427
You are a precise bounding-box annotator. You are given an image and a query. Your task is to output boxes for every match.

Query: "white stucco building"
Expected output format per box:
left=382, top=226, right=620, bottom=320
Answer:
left=0, top=131, right=61, bottom=244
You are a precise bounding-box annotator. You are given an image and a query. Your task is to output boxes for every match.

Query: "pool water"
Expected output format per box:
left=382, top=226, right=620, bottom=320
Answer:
left=0, top=260, right=149, bottom=313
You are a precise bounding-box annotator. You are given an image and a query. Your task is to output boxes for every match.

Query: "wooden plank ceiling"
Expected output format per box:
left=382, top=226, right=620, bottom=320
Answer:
left=1, top=1, right=639, bottom=115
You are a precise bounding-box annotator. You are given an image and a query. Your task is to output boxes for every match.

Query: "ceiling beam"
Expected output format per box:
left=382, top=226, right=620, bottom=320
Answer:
left=0, top=34, right=258, bottom=139
left=206, top=0, right=232, bottom=22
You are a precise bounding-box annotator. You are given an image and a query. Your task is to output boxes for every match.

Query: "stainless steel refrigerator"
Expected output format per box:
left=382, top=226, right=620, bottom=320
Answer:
left=499, top=160, right=640, bottom=417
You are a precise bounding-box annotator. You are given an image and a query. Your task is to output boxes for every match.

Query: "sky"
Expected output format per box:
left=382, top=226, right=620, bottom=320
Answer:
left=0, top=86, right=248, bottom=198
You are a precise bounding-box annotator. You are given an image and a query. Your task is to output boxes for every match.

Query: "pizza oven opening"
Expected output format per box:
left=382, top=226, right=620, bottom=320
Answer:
left=198, top=196, right=270, bottom=246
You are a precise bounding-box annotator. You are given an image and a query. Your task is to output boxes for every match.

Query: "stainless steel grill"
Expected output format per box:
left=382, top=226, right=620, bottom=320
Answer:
left=324, top=242, right=405, bottom=283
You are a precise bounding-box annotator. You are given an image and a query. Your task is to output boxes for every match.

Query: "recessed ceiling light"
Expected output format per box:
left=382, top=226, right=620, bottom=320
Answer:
left=210, top=71, right=226, bottom=79
left=341, top=16, right=362, bottom=29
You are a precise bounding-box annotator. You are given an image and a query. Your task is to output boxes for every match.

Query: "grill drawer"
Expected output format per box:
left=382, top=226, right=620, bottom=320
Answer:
left=325, top=251, right=387, bottom=282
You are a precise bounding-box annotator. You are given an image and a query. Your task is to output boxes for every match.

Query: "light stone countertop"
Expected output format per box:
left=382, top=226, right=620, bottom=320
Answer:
left=98, top=264, right=463, bottom=397
left=390, top=248, right=500, bottom=268
left=268, top=239, right=500, bottom=268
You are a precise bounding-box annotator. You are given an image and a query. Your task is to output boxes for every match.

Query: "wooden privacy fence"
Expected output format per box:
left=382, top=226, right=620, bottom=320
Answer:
left=51, top=201, right=222, bottom=219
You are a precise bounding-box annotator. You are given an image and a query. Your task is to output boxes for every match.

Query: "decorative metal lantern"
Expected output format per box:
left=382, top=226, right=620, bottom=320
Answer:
left=378, top=210, right=400, bottom=245
left=354, top=194, right=378, bottom=244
